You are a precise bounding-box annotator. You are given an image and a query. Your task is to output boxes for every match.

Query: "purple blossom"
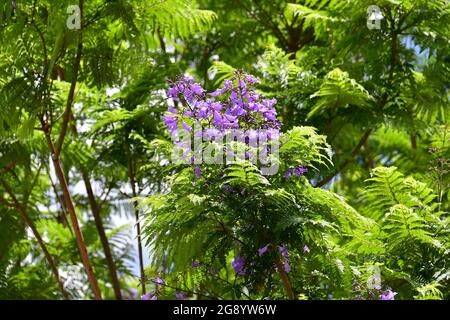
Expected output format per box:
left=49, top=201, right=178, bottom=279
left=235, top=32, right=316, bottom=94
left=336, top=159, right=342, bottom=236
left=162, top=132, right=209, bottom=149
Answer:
left=258, top=244, right=271, bottom=256
left=279, top=245, right=289, bottom=257
left=210, top=88, right=225, bottom=97
left=204, top=128, right=222, bottom=141
left=152, top=277, right=164, bottom=285
left=175, top=293, right=188, bottom=300
left=231, top=256, right=246, bottom=275
left=209, top=79, right=232, bottom=96
left=168, top=86, right=180, bottom=100
left=264, top=111, right=277, bottom=121
left=182, top=121, right=191, bottom=132
left=211, top=111, right=224, bottom=127
left=190, top=83, right=205, bottom=95
left=284, top=166, right=308, bottom=178
left=166, top=70, right=280, bottom=135
left=168, top=106, right=178, bottom=114
left=283, top=260, right=291, bottom=273
left=303, top=245, right=310, bottom=253
left=194, top=166, right=202, bottom=178
left=380, top=290, right=397, bottom=300
left=294, top=167, right=308, bottom=176
left=141, top=292, right=157, bottom=300
left=223, top=79, right=232, bottom=87
left=191, top=261, right=201, bottom=268
left=245, top=74, right=259, bottom=84
left=163, top=115, right=178, bottom=135
left=265, top=128, right=281, bottom=140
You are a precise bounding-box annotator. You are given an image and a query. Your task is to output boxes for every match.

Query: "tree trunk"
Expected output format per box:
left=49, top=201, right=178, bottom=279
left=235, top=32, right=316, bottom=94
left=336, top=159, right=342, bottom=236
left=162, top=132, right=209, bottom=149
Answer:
left=69, top=109, right=123, bottom=300
left=81, top=170, right=123, bottom=299
left=275, top=256, right=296, bottom=300
left=41, top=121, right=102, bottom=300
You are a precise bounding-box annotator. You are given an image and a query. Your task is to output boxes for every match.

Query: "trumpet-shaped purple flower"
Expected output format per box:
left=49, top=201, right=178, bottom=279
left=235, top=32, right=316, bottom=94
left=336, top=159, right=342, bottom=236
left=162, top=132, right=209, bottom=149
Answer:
left=231, top=256, right=246, bottom=275
left=284, top=166, right=308, bottom=178
left=380, top=290, right=397, bottom=300
left=163, top=115, right=178, bottom=135
left=191, top=261, right=201, bottom=268
left=194, top=166, right=202, bottom=178
left=245, top=74, right=259, bottom=84
left=279, top=245, right=288, bottom=257
left=182, top=121, right=191, bottom=132
left=190, top=83, right=205, bottom=95
left=283, top=260, right=291, bottom=273
left=303, top=245, right=310, bottom=253
left=168, top=106, right=178, bottom=114
left=175, top=293, right=188, bottom=300
left=258, top=244, right=271, bottom=256
left=141, top=292, right=157, bottom=300
left=152, top=277, right=164, bottom=285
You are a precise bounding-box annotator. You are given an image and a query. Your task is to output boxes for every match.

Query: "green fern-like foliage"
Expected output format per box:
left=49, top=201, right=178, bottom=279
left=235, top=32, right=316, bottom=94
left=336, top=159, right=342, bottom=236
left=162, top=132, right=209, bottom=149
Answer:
left=349, top=166, right=450, bottom=298
left=308, top=68, right=375, bottom=119
left=140, top=126, right=371, bottom=299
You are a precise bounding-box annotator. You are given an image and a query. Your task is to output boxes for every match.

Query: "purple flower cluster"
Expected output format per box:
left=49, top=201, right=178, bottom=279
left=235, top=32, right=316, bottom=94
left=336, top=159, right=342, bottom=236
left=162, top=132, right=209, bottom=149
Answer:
left=278, top=245, right=291, bottom=273
left=258, top=243, right=311, bottom=273
left=284, top=166, right=308, bottom=178
left=165, top=70, right=281, bottom=136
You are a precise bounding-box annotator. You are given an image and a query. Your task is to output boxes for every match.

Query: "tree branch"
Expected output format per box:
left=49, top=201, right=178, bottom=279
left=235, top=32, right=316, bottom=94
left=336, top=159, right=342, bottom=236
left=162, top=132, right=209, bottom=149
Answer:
left=0, top=179, right=70, bottom=300
left=315, top=128, right=373, bottom=188
left=55, top=0, right=84, bottom=156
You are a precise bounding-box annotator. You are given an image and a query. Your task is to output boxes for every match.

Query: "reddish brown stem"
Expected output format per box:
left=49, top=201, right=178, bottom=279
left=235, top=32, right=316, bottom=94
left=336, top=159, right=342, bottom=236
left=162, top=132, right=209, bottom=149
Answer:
left=275, top=255, right=296, bottom=300
left=82, top=170, right=123, bottom=300
left=41, top=118, right=102, bottom=300
left=411, top=134, right=417, bottom=150
left=69, top=110, right=123, bottom=300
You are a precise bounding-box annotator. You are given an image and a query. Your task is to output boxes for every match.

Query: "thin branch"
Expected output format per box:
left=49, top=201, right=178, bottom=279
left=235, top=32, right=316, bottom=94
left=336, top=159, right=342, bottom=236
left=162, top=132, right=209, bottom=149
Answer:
left=55, top=0, right=84, bottom=156
left=0, top=179, right=70, bottom=300
left=127, top=153, right=146, bottom=295
left=315, top=128, right=373, bottom=188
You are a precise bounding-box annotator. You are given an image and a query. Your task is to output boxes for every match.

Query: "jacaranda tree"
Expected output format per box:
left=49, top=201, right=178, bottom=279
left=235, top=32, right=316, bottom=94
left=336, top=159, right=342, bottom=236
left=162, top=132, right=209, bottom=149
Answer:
left=0, top=0, right=448, bottom=300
